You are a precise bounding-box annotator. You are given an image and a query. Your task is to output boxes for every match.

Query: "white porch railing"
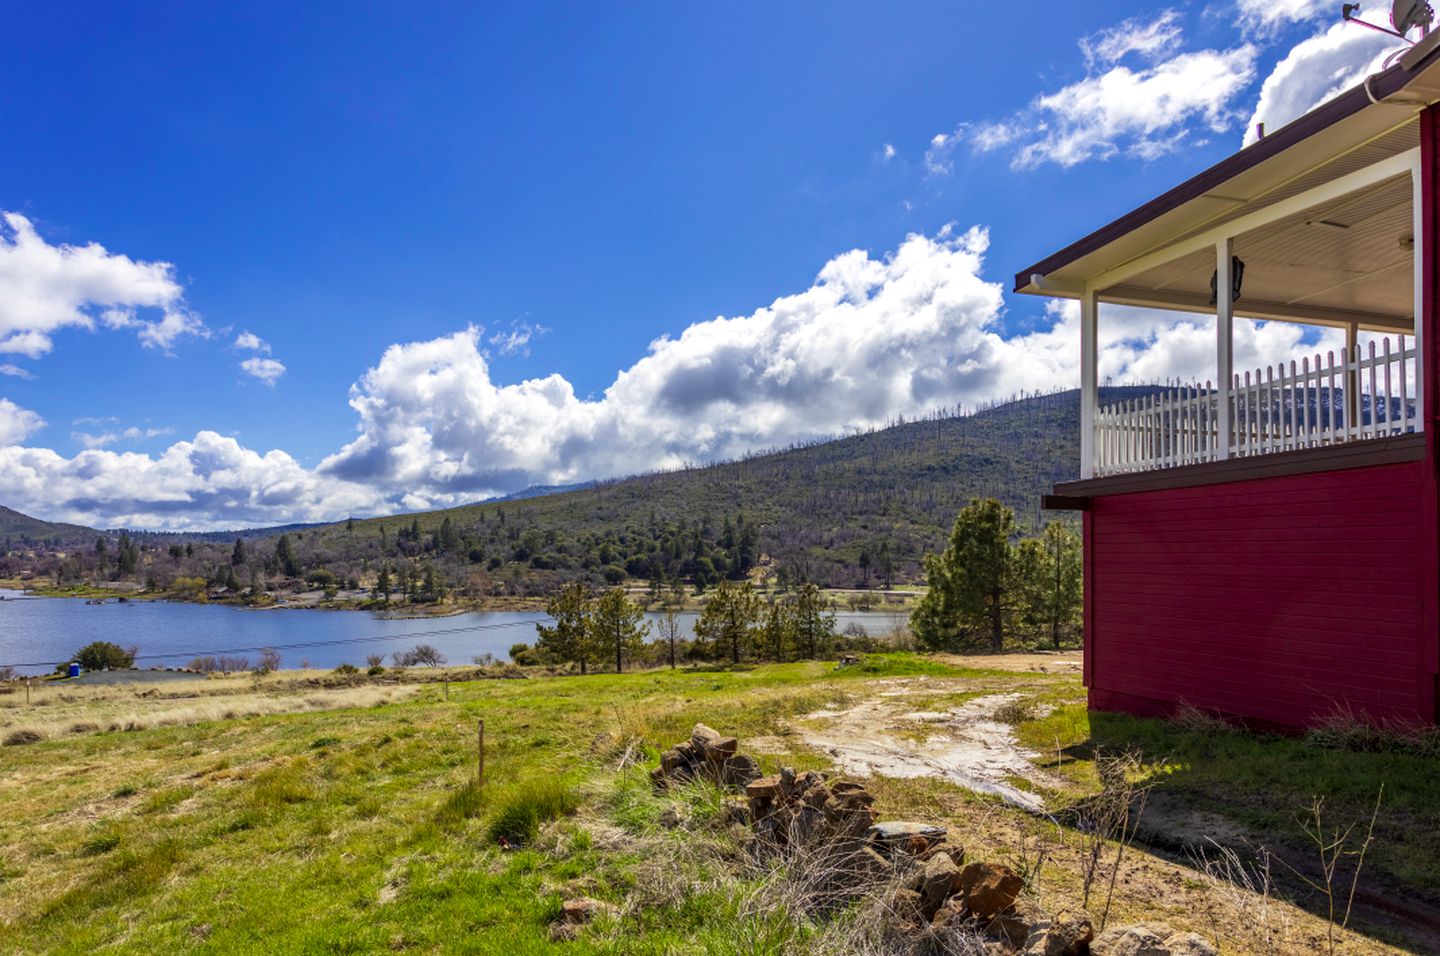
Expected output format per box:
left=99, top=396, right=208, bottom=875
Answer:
left=1095, top=336, right=1419, bottom=476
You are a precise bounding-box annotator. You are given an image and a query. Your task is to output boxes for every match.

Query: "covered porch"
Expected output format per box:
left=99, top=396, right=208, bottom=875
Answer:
left=1041, top=143, right=1425, bottom=479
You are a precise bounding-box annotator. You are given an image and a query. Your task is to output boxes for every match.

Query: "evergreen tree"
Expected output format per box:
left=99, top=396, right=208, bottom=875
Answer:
left=274, top=534, right=299, bottom=577
left=375, top=564, right=392, bottom=602
left=1040, top=521, right=1082, bottom=649
left=694, top=580, right=761, bottom=664
left=590, top=587, right=648, bottom=673
left=536, top=582, right=594, bottom=673
left=790, top=582, right=835, bottom=659
left=911, top=498, right=1016, bottom=652
left=232, top=538, right=246, bottom=566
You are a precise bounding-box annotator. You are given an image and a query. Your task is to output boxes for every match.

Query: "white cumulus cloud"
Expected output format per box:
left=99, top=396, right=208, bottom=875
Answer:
left=0, top=228, right=1382, bottom=530
left=1243, top=18, right=1398, bottom=144
left=0, top=399, right=44, bottom=446
left=240, top=356, right=286, bottom=386
left=938, top=12, right=1257, bottom=170
left=234, top=331, right=271, bottom=353
left=0, top=213, right=204, bottom=356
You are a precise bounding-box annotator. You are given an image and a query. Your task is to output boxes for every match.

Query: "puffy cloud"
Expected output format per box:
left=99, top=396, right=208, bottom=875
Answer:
left=70, top=425, right=174, bottom=450
left=1235, top=0, right=1332, bottom=32
left=0, top=399, right=44, bottom=446
left=0, top=431, right=384, bottom=531
left=1081, top=9, right=1183, bottom=67
left=881, top=143, right=897, bottom=161
left=240, top=356, right=286, bottom=386
left=487, top=319, right=549, bottom=357
left=0, top=213, right=204, bottom=356
left=1243, top=19, right=1397, bottom=144
left=234, top=331, right=270, bottom=353
left=0, top=227, right=1385, bottom=530
left=939, top=12, right=1257, bottom=170
left=1030, top=300, right=1347, bottom=386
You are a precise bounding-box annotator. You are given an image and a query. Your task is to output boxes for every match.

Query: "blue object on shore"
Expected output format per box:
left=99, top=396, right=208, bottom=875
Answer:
left=68, top=662, right=80, bottom=678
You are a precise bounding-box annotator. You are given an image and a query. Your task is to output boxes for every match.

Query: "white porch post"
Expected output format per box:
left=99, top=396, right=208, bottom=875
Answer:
left=1215, top=239, right=1234, bottom=459
left=1412, top=160, right=1426, bottom=424
left=1346, top=321, right=1360, bottom=431
left=1080, top=288, right=1098, bottom=479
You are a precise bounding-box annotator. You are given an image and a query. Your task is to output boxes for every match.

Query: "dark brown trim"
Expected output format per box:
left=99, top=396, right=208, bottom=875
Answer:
left=1012, top=64, right=1420, bottom=294
left=1042, top=495, right=1090, bottom=511
left=1053, top=432, right=1426, bottom=499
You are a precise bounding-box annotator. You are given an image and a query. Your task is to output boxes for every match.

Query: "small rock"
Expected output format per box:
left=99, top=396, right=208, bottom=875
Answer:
left=703, top=736, right=739, bottom=763
left=919, top=851, right=961, bottom=909
left=930, top=903, right=963, bottom=929
left=658, top=806, right=682, bottom=829
left=1164, top=932, right=1219, bottom=956
left=956, top=862, right=1023, bottom=921
left=1023, top=910, right=1094, bottom=956
left=892, top=887, right=925, bottom=923
left=690, top=723, right=724, bottom=750
left=745, top=775, right=781, bottom=799
left=869, top=820, right=948, bottom=846
left=560, top=897, right=620, bottom=924
left=721, top=798, right=750, bottom=826
left=720, top=753, right=761, bottom=788
left=986, top=913, right=1030, bottom=949
left=548, top=921, right=580, bottom=942
left=1090, top=923, right=1182, bottom=956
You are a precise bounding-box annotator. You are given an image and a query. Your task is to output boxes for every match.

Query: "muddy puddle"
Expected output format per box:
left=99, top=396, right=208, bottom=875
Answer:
left=794, top=680, right=1056, bottom=812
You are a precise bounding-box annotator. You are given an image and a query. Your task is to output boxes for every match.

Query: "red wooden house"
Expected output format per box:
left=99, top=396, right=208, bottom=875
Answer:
left=1020, top=36, right=1440, bottom=729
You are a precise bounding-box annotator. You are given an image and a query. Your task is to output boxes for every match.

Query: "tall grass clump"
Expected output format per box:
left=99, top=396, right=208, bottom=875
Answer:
left=484, top=777, right=579, bottom=845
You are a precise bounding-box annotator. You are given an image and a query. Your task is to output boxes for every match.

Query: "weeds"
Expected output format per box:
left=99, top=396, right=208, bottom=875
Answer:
left=1073, top=747, right=1150, bottom=930
left=1190, top=839, right=1291, bottom=953
left=1305, top=705, right=1440, bottom=758
left=1280, top=786, right=1384, bottom=956
left=484, top=777, right=579, bottom=845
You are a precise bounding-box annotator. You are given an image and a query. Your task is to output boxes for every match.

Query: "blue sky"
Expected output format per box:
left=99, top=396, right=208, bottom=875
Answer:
left=0, top=1, right=1400, bottom=528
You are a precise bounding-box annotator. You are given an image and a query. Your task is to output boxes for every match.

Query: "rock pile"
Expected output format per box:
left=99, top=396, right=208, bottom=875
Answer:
left=645, top=725, right=1217, bottom=956
left=649, top=723, right=761, bottom=790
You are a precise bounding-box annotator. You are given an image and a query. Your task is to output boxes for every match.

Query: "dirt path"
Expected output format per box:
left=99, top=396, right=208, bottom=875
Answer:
left=793, top=680, right=1058, bottom=812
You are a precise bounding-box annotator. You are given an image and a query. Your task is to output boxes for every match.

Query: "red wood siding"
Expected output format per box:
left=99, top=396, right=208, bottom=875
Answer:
left=1087, top=461, right=1431, bottom=727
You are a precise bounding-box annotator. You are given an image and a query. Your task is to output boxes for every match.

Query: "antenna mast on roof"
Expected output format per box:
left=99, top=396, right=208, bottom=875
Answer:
left=1341, top=1, right=1432, bottom=41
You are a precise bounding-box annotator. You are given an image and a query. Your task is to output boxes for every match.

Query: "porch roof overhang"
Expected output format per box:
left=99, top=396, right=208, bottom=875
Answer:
left=1014, top=30, right=1440, bottom=332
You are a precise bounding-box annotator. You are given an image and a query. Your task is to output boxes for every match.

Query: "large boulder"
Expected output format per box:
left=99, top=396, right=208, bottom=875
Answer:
left=956, top=861, right=1024, bottom=920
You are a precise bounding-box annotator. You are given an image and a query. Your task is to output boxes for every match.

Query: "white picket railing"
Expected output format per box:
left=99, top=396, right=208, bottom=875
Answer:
left=1095, top=336, right=1419, bottom=476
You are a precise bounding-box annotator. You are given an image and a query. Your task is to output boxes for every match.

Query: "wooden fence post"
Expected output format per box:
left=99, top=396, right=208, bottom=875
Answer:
left=477, top=718, right=485, bottom=787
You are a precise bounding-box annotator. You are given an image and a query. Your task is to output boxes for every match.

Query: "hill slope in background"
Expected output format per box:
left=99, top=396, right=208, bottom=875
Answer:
left=0, top=505, right=94, bottom=541
left=5, top=387, right=1157, bottom=593
left=291, top=387, right=1157, bottom=591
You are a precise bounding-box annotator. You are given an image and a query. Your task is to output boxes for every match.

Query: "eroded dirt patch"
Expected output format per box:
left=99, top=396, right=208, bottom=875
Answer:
left=793, top=680, right=1058, bottom=811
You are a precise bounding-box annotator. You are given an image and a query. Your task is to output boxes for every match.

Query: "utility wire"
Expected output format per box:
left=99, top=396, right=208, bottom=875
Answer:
left=0, top=615, right=549, bottom=669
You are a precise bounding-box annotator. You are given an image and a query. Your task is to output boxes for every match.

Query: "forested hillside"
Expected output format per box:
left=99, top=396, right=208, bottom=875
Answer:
left=6, top=387, right=1159, bottom=598
left=0, top=505, right=92, bottom=542
left=276, top=387, right=1153, bottom=596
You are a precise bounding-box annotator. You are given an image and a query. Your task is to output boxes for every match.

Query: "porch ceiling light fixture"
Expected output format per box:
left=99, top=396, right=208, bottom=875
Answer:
left=1209, top=256, right=1245, bottom=306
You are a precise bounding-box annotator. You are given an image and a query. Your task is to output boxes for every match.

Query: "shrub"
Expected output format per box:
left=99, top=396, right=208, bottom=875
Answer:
left=333, top=663, right=359, bottom=675
left=70, top=641, right=135, bottom=672
left=3, top=729, right=43, bottom=746
left=365, top=654, right=385, bottom=668
left=367, top=665, right=385, bottom=676
left=484, top=777, right=579, bottom=845
left=394, top=644, right=446, bottom=667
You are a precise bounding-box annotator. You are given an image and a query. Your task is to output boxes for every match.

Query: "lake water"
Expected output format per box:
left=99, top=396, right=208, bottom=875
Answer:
left=0, top=590, right=909, bottom=676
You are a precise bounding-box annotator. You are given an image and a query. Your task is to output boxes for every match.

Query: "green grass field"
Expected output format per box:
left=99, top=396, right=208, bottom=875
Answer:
left=0, top=656, right=1432, bottom=954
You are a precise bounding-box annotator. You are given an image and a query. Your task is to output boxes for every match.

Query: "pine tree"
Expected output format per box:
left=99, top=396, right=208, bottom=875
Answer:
left=911, top=498, right=1016, bottom=652
left=536, top=582, right=594, bottom=673
left=695, top=580, right=761, bottom=663
left=590, top=587, right=648, bottom=673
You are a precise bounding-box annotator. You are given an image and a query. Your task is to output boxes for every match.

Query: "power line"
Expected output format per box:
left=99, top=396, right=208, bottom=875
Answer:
left=0, top=615, right=549, bottom=669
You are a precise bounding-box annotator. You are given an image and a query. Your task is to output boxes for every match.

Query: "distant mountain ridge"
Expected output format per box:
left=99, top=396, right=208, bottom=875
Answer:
left=0, top=505, right=93, bottom=541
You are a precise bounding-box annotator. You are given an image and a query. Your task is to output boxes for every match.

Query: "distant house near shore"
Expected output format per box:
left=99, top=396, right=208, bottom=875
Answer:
left=1020, top=36, right=1440, bottom=728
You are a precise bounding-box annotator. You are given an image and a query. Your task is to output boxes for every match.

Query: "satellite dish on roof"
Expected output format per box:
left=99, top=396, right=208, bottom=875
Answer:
left=1392, top=0, right=1433, bottom=34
